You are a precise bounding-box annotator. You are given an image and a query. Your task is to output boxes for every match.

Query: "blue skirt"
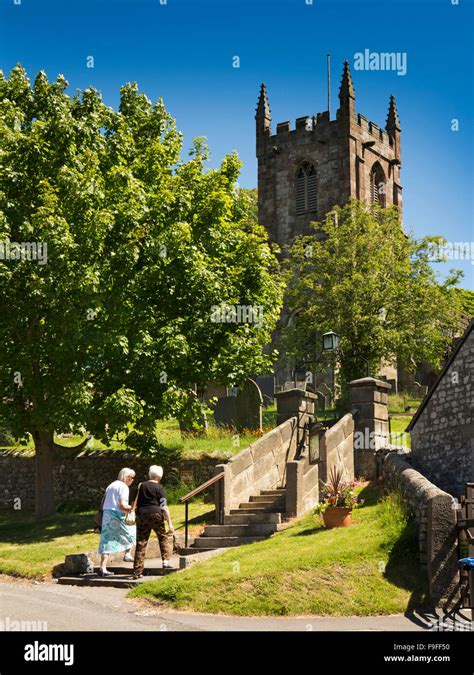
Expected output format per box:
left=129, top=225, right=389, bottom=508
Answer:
left=98, top=509, right=136, bottom=554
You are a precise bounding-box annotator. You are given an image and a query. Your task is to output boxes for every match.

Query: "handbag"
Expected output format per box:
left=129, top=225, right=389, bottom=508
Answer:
left=125, top=483, right=142, bottom=526
left=93, top=493, right=106, bottom=533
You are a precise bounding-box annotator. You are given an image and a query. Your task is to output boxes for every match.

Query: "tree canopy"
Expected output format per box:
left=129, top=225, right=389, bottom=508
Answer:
left=281, top=200, right=467, bottom=392
left=0, top=66, right=283, bottom=516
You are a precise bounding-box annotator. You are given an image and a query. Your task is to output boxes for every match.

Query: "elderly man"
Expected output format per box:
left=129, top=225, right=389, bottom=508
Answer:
left=133, top=465, right=175, bottom=578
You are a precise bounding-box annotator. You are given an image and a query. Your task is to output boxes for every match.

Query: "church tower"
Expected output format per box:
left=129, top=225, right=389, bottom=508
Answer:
left=256, top=61, right=402, bottom=250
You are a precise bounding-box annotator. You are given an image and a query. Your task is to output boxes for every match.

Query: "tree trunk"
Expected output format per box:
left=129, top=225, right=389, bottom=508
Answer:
left=33, top=430, right=56, bottom=520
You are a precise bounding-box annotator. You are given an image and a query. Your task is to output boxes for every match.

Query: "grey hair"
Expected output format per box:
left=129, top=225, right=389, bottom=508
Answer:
left=118, top=467, right=135, bottom=482
left=149, top=465, right=163, bottom=480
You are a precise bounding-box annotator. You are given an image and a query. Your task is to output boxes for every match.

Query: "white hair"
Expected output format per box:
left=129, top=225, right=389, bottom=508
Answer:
left=149, top=465, right=163, bottom=480
left=118, top=467, right=135, bottom=482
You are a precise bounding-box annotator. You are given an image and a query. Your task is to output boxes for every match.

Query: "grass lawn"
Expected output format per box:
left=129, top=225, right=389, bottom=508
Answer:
left=388, top=393, right=422, bottom=414
left=0, top=418, right=261, bottom=461
left=0, top=501, right=215, bottom=579
left=129, top=484, right=427, bottom=616
left=389, top=416, right=412, bottom=448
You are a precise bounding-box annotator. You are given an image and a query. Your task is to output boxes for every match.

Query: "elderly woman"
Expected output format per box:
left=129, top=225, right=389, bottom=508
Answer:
left=133, top=465, right=175, bottom=579
left=98, top=467, right=137, bottom=577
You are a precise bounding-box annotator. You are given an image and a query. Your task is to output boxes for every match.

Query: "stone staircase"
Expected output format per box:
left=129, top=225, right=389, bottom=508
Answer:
left=56, top=488, right=287, bottom=588
left=190, top=488, right=286, bottom=550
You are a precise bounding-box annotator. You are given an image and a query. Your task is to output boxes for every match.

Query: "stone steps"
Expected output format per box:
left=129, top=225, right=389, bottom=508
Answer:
left=57, top=486, right=288, bottom=586
left=57, top=574, right=161, bottom=589
left=239, top=501, right=282, bottom=509
left=201, top=523, right=281, bottom=538
left=93, top=565, right=176, bottom=576
left=57, top=556, right=183, bottom=588
left=190, top=487, right=286, bottom=550
left=224, top=512, right=282, bottom=525
left=231, top=506, right=282, bottom=514
left=249, top=495, right=285, bottom=503
left=193, top=535, right=267, bottom=548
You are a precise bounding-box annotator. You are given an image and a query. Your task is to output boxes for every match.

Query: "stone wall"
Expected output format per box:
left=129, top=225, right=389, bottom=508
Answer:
left=349, top=377, right=391, bottom=480
left=319, top=413, right=355, bottom=484
left=0, top=450, right=220, bottom=509
left=409, top=328, right=474, bottom=499
left=383, top=451, right=459, bottom=607
left=286, top=449, right=319, bottom=517
left=216, top=417, right=297, bottom=515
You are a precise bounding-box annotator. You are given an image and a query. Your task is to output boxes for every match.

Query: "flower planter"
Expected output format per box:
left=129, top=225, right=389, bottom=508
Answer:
left=322, top=507, right=352, bottom=529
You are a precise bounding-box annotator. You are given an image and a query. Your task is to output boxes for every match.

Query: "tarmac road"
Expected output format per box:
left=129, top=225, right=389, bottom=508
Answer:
left=0, top=577, right=450, bottom=632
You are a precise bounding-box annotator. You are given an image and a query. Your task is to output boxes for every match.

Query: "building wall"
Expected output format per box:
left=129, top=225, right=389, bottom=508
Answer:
left=410, top=329, right=474, bottom=498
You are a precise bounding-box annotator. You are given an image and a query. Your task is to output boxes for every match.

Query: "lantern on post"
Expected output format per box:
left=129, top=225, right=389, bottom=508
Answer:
left=322, top=331, right=339, bottom=352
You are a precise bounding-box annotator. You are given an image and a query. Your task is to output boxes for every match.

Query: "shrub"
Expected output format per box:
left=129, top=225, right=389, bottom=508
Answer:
left=125, top=431, right=183, bottom=484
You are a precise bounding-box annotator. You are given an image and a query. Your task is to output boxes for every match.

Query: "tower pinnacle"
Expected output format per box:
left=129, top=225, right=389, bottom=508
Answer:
left=386, top=94, right=401, bottom=131
left=256, top=82, right=271, bottom=122
left=339, top=60, right=355, bottom=101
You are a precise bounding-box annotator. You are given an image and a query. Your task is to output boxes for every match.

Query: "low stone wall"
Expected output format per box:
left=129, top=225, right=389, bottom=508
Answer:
left=383, top=451, right=459, bottom=607
left=286, top=450, right=319, bottom=517
left=319, top=413, right=355, bottom=484
left=216, top=417, right=298, bottom=514
left=0, top=450, right=219, bottom=509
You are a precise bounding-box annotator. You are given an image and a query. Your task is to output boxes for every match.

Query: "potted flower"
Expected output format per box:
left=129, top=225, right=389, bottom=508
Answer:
left=315, top=466, right=362, bottom=529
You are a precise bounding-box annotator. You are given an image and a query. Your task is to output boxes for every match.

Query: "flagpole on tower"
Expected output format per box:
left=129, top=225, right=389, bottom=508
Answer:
left=327, top=53, right=331, bottom=118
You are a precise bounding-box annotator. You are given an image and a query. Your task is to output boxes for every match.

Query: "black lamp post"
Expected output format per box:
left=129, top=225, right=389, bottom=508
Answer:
left=322, top=331, right=340, bottom=352
left=293, top=331, right=340, bottom=384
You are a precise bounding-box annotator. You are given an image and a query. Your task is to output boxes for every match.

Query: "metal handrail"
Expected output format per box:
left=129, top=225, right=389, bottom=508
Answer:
left=180, top=472, right=225, bottom=503
left=180, top=471, right=225, bottom=548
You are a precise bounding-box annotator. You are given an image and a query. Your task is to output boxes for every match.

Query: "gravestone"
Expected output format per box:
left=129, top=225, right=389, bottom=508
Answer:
left=254, top=375, right=275, bottom=406
left=283, top=380, right=306, bottom=391
left=236, top=379, right=263, bottom=432
left=314, top=390, right=327, bottom=410
left=214, top=396, right=238, bottom=428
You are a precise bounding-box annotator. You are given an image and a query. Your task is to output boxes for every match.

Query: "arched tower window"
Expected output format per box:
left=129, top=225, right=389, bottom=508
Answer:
left=296, top=162, right=318, bottom=216
left=369, top=163, right=386, bottom=207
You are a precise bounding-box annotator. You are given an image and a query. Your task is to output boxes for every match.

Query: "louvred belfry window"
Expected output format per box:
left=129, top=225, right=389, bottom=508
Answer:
left=296, top=162, right=318, bottom=215
left=370, top=164, right=386, bottom=207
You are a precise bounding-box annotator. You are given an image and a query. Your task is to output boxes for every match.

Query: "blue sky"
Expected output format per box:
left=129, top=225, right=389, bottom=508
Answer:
left=1, top=0, right=473, bottom=290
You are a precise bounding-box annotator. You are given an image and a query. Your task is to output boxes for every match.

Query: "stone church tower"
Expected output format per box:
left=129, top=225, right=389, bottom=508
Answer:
left=256, top=61, right=402, bottom=250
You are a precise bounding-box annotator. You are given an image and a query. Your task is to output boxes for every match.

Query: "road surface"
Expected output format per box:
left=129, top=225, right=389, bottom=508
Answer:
left=0, top=577, right=453, bottom=632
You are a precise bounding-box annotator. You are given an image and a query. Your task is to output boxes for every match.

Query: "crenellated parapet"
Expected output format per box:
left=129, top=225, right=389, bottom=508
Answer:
left=255, top=60, right=403, bottom=249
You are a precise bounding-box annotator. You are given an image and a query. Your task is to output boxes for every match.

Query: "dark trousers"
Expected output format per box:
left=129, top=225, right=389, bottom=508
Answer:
left=133, top=511, right=172, bottom=575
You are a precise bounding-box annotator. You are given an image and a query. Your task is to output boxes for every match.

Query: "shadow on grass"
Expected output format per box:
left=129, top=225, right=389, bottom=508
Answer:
left=357, top=482, right=383, bottom=507
left=292, top=525, right=328, bottom=537
left=184, top=509, right=216, bottom=528
left=0, top=505, right=216, bottom=546
left=0, top=508, right=96, bottom=545
left=384, top=518, right=430, bottom=613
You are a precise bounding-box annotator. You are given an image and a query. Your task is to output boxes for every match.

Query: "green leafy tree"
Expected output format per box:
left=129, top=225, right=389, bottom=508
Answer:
left=282, top=200, right=465, bottom=394
left=449, top=287, right=474, bottom=325
left=0, top=67, right=283, bottom=518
